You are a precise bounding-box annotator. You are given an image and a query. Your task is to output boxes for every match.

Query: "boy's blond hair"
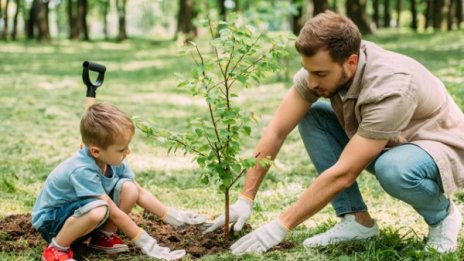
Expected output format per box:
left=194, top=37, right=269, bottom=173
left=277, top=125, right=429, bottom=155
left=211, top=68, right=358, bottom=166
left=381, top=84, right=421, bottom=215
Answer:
left=80, top=103, right=135, bottom=149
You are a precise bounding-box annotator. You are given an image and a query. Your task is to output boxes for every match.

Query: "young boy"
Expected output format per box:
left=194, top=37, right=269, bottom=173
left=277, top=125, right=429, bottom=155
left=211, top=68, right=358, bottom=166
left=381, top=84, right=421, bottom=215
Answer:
left=32, top=102, right=207, bottom=261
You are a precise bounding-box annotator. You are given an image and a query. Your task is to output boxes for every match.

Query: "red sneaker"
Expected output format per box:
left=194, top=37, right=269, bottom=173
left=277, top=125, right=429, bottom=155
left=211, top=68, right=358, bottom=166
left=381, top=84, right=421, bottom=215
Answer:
left=89, top=230, right=129, bottom=253
left=41, top=245, right=75, bottom=261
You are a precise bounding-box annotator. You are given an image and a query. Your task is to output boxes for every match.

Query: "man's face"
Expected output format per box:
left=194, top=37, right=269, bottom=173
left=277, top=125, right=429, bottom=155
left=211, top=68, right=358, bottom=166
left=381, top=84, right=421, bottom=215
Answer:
left=92, top=131, right=133, bottom=166
left=301, top=50, right=357, bottom=98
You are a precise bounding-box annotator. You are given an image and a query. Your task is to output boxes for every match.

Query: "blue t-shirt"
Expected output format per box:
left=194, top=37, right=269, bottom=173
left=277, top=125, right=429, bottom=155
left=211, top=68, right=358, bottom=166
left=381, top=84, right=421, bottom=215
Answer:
left=31, top=147, right=135, bottom=229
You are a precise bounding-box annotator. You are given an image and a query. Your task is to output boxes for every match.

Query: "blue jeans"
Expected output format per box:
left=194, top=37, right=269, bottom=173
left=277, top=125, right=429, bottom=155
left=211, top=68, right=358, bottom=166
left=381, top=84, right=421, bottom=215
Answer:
left=298, top=101, right=450, bottom=225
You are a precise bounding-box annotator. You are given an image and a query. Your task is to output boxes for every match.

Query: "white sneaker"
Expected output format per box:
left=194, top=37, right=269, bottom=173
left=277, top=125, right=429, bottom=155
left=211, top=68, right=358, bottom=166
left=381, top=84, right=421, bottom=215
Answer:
left=303, top=214, right=379, bottom=247
left=425, top=202, right=462, bottom=253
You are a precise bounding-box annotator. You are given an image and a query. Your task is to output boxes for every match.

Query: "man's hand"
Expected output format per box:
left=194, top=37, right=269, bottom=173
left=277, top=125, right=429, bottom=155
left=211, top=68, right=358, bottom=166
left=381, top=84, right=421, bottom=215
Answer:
left=203, top=195, right=253, bottom=234
left=230, top=219, right=288, bottom=255
left=133, top=229, right=185, bottom=260
left=162, top=207, right=208, bottom=229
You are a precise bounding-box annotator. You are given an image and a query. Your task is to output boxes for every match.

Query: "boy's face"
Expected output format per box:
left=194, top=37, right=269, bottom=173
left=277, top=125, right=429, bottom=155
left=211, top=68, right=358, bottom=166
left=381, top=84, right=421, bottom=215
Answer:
left=90, top=131, right=133, bottom=166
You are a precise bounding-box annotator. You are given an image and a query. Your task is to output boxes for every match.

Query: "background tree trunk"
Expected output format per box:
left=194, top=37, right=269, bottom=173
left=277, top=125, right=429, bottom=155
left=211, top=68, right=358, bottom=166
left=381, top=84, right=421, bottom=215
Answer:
left=102, top=0, right=109, bottom=40
left=218, top=0, right=226, bottom=20
left=36, top=0, right=50, bottom=42
left=383, top=0, right=391, bottom=27
left=410, top=0, right=418, bottom=30
left=346, top=0, right=372, bottom=34
left=446, top=0, right=454, bottom=30
left=433, top=0, right=444, bottom=29
left=117, top=0, right=127, bottom=41
left=176, top=0, right=196, bottom=41
left=313, top=0, right=328, bottom=16
left=291, top=0, right=303, bottom=36
left=396, top=0, right=402, bottom=28
left=373, top=0, right=380, bottom=28
left=456, top=0, right=463, bottom=28
left=2, top=0, right=10, bottom=40
left=80, top=0, right=89, bottom=40
left=11, top=0, right=20, bottom=40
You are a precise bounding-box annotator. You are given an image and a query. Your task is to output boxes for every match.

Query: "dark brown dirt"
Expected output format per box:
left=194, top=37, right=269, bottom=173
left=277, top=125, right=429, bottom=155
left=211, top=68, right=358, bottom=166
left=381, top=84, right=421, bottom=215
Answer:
left=0, top=212, right=295, bottom=259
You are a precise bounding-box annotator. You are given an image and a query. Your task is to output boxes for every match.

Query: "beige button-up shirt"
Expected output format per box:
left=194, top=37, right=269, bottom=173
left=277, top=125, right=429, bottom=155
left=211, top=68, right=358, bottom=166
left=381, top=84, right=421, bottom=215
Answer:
left=293, top=40, right=464, bottom=195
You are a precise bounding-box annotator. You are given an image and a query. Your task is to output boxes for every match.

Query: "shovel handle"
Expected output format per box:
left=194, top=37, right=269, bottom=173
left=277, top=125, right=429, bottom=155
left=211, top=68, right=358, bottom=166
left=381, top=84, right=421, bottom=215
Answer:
left=82, top=61, right=106, bottom=98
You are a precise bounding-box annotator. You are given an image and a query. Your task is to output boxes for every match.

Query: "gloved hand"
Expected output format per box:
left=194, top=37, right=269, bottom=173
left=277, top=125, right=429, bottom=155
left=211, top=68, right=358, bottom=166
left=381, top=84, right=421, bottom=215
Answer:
left=162, top=207, right=208, bottom=229
left=203, top=195, right=253, bottom=234
left=230, top=219, right=288, bottom=255
left=133, top=229, right=185, bottom=260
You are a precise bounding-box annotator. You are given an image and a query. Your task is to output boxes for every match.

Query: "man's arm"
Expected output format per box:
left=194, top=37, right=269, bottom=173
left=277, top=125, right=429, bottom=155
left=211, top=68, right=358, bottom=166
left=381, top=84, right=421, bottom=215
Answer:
left=279, top=134, right=388, bottom=229
left=241, top=87, right=311, bottom=200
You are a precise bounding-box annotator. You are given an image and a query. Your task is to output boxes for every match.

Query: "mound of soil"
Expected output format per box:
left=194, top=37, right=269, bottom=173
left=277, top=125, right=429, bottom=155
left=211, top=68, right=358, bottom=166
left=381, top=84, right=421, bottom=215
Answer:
left=0, top=212, right=294, bottom=259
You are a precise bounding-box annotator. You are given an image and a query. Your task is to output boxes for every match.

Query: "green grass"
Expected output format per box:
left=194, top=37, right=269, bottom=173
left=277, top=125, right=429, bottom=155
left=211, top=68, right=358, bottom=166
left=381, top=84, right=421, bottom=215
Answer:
left=1, top=29, right=463, bottom=260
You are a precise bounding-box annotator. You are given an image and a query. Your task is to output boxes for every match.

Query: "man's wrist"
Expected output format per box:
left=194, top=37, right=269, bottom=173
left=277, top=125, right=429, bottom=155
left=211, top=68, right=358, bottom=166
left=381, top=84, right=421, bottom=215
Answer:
left=239, top=193, right=254, bottom=202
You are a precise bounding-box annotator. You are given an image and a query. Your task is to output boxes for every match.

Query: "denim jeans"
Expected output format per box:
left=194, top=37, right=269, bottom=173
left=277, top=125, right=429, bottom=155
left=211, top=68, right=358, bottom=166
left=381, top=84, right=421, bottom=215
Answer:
left=298, top=101, right=450, bottom=225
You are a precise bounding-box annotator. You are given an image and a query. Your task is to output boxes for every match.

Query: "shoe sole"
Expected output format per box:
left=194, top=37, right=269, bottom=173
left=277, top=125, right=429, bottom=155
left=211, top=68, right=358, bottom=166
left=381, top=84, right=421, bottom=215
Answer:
left=89, top=245, right=129, bottom=254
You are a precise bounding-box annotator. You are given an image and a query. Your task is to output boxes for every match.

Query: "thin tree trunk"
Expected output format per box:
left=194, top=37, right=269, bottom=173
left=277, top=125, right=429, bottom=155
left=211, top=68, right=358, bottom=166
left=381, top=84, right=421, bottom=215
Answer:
left=224, top=188, right=230, bottom=239
left=346, top=0, right=372, bottom=34
left=411, top=0, right=418, bottom=30
left=103, top=0, right=109, bottom=40
left=2, top=0, right=10, bottom=40
left=11, top=0, right=19, bottom=40
left=291, top=0, right=303, bottom=36
left=313, top=0, right=328, bottom=16
left=218, top=0, right=226, bottom=21
left=176, top=0, right=196, bottom=41
left=456, top=0, right=463, bottom=28
left=373, top=0, right=380, bottom=28
left=27, top=0, right=38, bottom=39
left=80, top=0, right=89, bottom=40
left=433, top=0, right=443, bottom=29
left=396, top=0, right=402, bottom=28
left=36, top=0, right=50, bottom=42
left=383, top=0, right=391, bottom=27
left=116, top=0, right=127, bottom=41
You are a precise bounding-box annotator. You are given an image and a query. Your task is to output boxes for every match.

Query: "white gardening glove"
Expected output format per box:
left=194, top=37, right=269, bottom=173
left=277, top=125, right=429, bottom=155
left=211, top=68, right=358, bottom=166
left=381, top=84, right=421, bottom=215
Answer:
left=162, top=207, right=208, bottom=229
left=133, top=229, right=185, bottom=260
left=203, top=195, right=253, bottom=234
left=230, top=219, right=288, bottom=255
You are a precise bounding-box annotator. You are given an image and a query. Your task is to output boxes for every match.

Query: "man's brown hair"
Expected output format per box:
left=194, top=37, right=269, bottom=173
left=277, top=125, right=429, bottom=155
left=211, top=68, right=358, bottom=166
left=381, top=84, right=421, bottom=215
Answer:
left=80, top=103, right=135, bottom=149
left=295, top=11, right=361, bottom=63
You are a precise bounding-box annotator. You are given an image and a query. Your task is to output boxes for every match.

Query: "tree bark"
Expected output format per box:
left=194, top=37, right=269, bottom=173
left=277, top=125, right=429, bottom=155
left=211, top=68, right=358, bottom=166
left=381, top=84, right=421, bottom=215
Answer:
left=117, top=0, right=127, bottom=41
left=411, top=0, right=418, bottom=30
left=396, top=0, right=402, bottom=28
left=433, top=0, right=444, bottom=29
left=456, top=0, right=463, bottom=28
left=2, top=0, right=10, bottom=40
left=291, top=0, right=303, bottom=36
left=218, top=0, right=226, bottom=21
left=373, top=0, right=380, bottom=28
left=346, top=0, right=372, bottom=34
left=313, top=0, right=328, bottom=16
left=176, top=0, right=196, bottom=41
left=446, top=0, right=454, bottom=30
left=80, top=0, right=89, bottom=40
left=383, top=0, right=391, bottom=27
left=36, top=0, right=50, bottom=42
left=11, top=0, right=19, bottom=40
left=103, top=0, right=109, bottom=40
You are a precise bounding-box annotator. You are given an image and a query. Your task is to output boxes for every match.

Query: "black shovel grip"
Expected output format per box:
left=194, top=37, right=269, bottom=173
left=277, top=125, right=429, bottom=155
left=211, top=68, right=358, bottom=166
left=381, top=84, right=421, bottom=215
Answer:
left=82, top=61, right=106, bottom=98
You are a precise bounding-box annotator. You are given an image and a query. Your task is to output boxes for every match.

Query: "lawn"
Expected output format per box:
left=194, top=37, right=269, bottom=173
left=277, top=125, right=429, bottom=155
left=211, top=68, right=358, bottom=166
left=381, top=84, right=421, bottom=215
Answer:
left=0, top=29, right=463, bottom=260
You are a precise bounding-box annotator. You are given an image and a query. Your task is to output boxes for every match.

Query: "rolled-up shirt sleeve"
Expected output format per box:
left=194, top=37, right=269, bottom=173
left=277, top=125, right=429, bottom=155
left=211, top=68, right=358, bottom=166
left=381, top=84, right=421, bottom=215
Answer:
left=357, top=73, right=417, bottom=140
left=293, top=68, right=320, bottom=103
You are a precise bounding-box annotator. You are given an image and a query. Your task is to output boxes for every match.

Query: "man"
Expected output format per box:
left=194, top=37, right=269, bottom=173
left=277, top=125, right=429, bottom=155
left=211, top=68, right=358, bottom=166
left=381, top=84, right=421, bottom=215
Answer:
left=204, top=11, right=464, bottom=255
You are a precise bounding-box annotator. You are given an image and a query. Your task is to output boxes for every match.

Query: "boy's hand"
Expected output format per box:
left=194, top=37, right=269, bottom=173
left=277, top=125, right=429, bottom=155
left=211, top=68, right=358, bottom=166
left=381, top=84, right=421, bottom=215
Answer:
left=203, top=195, right=253, bottom=234
left=133, top=229, right=185, bottom=260
left=162, top=207, right=208, bottom=229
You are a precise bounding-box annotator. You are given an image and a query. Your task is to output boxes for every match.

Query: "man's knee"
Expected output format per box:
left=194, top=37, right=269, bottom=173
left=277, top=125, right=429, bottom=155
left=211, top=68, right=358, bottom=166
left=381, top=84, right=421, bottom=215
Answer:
left=298, top=101, right=333, bottom=133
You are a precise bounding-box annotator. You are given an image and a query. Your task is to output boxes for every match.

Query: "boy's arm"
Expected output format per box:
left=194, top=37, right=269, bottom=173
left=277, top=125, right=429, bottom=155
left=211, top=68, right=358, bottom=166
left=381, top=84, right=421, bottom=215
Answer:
left=134, top=181, right=167, bottom=218
left=134, top=181, right=207, bottom=228
left=98, top=193, right=140, bottom=239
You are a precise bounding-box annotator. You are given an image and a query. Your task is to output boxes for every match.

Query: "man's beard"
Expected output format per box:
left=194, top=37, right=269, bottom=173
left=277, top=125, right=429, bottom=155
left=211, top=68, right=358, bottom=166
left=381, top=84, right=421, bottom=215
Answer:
left=325, top=68, right=351, bottom=98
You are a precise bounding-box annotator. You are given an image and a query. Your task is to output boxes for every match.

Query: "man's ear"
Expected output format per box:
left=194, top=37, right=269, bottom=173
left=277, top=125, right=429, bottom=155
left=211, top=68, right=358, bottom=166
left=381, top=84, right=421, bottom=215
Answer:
left=89, top=146, right=101, bottom=158
left=345, top=53, right=359, bottom=76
